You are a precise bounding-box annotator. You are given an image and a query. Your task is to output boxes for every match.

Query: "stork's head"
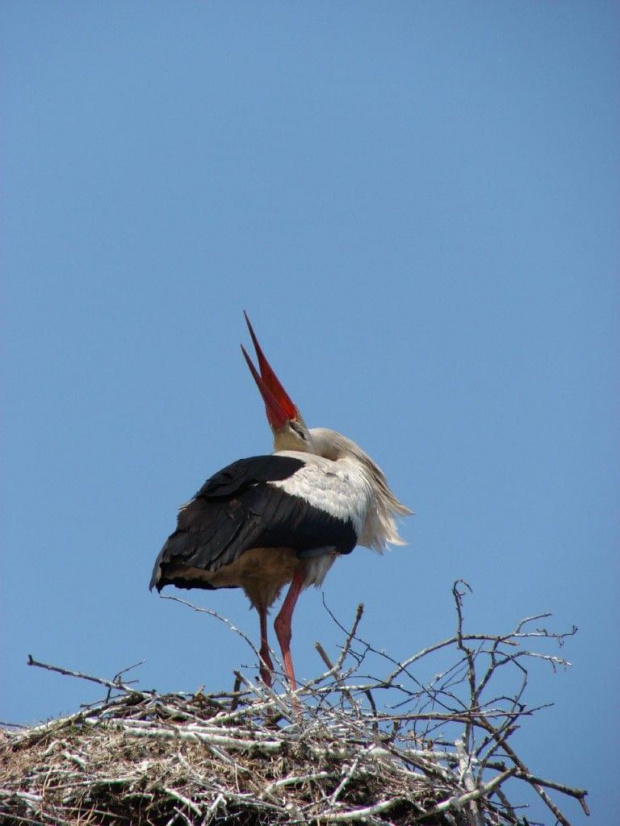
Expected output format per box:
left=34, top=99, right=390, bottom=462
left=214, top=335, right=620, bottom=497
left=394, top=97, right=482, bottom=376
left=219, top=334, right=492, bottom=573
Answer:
left=242, top=313, right=313, bottom=453
left=242, top=314, right=412, bottom=547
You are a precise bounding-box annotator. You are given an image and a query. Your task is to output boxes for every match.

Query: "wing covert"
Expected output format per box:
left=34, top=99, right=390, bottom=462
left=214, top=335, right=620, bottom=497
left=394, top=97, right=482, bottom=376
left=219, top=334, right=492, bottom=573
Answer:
left=150, top=454, right=359, bottom=591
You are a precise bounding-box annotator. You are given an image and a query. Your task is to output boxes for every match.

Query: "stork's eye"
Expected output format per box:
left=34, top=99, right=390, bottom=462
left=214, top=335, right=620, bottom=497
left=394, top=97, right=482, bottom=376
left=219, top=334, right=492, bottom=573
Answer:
left=290, top=422, right=308, bottom=440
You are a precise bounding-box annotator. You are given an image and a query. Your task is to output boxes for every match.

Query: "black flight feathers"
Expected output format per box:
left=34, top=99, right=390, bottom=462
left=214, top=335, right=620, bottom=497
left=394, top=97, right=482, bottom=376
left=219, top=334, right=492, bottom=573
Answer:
left=150, top=454, right=358, bottom=591
left=194, top=455, right=304, bottom=499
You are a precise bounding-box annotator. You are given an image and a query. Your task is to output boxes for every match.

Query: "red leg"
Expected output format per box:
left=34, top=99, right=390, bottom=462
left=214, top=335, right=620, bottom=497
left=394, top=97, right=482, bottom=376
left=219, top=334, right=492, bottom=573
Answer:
left=274, top=570, right=305, bottom=691
left=258, top=605, right=274, bottom=687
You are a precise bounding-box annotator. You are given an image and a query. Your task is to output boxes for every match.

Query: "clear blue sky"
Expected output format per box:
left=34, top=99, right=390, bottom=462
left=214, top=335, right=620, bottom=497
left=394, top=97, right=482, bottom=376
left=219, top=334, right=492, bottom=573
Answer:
left=2, top=3, right=617, bottom=822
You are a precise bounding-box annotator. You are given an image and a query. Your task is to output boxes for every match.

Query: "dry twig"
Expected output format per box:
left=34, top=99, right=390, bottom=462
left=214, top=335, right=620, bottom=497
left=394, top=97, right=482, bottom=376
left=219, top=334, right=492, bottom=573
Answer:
left=1, top=582, right=588, bottom=825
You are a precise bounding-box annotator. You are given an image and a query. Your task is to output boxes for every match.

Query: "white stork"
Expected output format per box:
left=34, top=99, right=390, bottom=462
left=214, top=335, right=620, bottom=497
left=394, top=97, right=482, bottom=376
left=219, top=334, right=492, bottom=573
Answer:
left=150, top=314, right=411, bottom=690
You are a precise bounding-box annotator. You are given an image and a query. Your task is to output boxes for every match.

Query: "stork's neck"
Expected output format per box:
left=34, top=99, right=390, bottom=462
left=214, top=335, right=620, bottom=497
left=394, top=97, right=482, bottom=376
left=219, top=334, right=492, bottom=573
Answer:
left=281, top=426, right=412, bottom=551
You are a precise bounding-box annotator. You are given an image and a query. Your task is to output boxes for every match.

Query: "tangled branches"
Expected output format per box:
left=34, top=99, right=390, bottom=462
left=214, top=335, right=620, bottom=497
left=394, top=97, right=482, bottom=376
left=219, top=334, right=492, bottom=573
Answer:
left=1, top=582, right=588, bottom=825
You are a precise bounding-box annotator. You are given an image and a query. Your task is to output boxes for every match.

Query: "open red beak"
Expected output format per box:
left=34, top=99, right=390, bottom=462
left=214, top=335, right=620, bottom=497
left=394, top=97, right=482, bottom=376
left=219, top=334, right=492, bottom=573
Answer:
left=241, top=312, right=298, bottom=431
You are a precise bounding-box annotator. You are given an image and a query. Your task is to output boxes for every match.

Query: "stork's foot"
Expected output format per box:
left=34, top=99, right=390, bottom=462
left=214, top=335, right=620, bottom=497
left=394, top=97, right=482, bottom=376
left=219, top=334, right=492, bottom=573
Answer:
left=257, top=604, right=275, bottom=688
left=259, top=646, right=274, bottom=688
left=274, top=614, right=297, bottom=691
left=274, top=570, right=304, bottom=693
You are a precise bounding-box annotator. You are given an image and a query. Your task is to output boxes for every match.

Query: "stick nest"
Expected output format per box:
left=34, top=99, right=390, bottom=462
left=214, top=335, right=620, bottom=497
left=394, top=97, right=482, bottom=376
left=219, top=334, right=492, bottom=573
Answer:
left=1, top=582, right=589, bottom=826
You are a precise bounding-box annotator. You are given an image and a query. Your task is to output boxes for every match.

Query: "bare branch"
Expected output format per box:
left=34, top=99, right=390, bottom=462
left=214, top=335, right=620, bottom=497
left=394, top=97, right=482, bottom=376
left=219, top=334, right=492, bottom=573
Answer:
left=27, top=655, right=147, bottom=696
left=4, top=584, right=587, bottom=826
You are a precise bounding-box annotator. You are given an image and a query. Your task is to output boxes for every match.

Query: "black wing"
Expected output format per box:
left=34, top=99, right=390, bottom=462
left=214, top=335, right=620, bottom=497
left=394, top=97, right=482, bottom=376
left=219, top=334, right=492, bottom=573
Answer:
left=150, top=454, right=358, bottom=591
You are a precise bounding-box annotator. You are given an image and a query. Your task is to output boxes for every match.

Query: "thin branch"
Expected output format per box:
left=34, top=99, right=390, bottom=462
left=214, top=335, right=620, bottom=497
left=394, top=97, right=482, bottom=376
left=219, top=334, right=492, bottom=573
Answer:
left=27, top=655, right=146, bottom=696
left=160, top=595, right=261, bottom=662
left=5, top=583, right=586, bottom=826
